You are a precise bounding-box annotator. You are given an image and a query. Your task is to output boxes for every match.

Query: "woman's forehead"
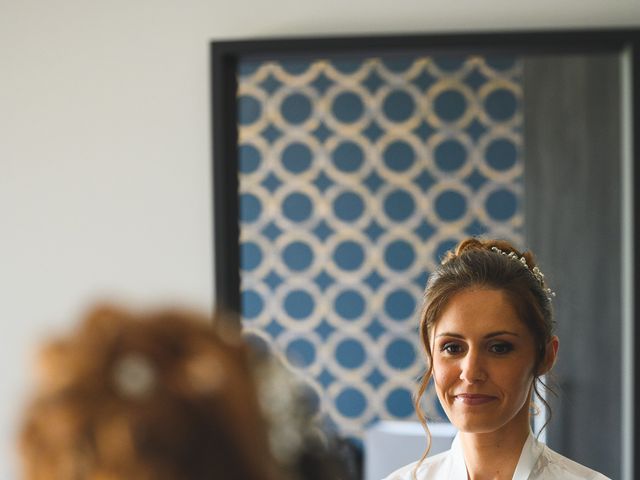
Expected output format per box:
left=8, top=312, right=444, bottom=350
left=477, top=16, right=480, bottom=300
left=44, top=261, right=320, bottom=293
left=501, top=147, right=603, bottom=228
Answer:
left=433, top=287, right=528, bottom=336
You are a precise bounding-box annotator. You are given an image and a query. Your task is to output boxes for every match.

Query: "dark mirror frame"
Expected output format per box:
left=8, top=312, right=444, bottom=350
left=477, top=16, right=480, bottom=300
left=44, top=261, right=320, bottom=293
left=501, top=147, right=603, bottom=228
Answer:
left=210, top=28, right=640, bottom=479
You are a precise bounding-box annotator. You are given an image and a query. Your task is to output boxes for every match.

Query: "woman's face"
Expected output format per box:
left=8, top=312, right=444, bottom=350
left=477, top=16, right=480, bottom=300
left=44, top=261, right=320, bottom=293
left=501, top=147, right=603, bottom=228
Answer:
left=431, top=287, right=538, bottom=435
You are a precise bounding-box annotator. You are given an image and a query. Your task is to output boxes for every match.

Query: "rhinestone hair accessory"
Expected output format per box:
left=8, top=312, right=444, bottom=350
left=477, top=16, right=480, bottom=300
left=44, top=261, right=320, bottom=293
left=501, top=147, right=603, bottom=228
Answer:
left=112, top=353, right=157, bottom=399
left=490, top=246, right=556, bottom=301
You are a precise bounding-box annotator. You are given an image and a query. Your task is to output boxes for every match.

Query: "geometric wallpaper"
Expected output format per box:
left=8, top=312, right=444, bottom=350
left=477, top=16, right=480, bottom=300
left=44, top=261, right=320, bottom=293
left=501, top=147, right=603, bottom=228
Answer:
left=237, top=55, right=523, bottom=441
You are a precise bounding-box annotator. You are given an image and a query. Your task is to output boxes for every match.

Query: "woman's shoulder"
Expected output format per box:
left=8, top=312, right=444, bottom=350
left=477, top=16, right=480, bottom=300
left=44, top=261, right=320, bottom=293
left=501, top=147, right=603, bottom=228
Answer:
left=382, top=450, right=450, bottom=480
left=537, top=444, right=611, bottom=480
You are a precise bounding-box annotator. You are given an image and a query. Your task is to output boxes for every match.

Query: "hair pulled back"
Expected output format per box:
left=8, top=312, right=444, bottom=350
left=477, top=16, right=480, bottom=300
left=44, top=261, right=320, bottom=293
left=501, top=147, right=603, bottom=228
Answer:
left=414, top=237, right=555, bottom=465
left=19, top=305, right=280, bottom=480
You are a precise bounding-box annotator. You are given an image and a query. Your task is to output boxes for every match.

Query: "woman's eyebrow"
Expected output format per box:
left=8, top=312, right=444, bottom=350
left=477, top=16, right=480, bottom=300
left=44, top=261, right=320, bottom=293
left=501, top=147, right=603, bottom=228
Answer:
left=435, top=332, right=464, bottom=339
left=435, top=331, right=520, bottom=339
left=484, top=331, right=520, bottom=338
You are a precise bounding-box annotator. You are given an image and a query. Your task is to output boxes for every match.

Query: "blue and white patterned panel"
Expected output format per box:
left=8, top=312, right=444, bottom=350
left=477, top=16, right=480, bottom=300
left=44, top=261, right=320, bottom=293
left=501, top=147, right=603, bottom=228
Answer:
left=237, top=55, right=523, bottom=440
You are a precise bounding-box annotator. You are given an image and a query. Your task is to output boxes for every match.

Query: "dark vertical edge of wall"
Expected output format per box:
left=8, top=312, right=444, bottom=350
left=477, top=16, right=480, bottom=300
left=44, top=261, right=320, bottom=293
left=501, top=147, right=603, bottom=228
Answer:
left=523, top=54, right=621, bottom=479
left=632, top=41, right=640, bottom=480
left=211, top=44, right=241, bottom=318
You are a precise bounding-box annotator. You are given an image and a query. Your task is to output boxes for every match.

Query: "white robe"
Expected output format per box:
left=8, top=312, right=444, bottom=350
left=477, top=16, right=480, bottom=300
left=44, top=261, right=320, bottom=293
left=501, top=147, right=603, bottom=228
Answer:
left=383, top=432, right=611, bottom=480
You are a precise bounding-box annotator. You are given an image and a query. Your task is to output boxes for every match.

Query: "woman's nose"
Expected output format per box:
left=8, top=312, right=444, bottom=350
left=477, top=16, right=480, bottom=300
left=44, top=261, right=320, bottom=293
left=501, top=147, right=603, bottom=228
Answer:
left=459, top=350, right=487, bottom=383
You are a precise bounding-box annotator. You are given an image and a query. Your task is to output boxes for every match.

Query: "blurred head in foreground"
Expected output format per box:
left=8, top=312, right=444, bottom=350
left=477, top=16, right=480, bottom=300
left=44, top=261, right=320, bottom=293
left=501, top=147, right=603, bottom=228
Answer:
left=19, top=305, right=342, bottom=480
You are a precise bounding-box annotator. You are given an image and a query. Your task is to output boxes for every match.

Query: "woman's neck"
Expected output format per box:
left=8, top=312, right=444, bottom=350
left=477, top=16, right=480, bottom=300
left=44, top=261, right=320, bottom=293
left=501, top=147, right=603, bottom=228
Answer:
left=458, top=409, right=531, bottom=480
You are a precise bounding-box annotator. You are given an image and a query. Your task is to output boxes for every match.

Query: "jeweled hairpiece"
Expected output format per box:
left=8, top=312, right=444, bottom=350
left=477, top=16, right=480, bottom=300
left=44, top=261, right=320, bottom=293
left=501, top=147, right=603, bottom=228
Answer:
left=112, top=353, right=157, bottom=399
left=490, top=246, right=556, bottom=301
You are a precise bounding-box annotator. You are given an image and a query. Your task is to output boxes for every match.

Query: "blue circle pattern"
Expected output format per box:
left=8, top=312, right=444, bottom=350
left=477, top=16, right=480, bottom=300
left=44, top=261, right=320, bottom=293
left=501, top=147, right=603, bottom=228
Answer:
left=485, top=88, right=518, bottom=121
left=333, top=191, right=365, bottom=221
left=486, top=56, right=517, bottom=71
left=385, top=339, right=416, bottom=369
left=332, top=60, right=363, bottom=74
left=384, top=289, right=416, bottom=321
left=333, top=92, right=364, bottom=123
left=486, top=189, right=518, bottom=220
left=282, top=142, right=313, bottom=173
left=335, top=290, right=366, bottom=320
left=281, top=60, right=313, bottom=74
left=386, top=388, right=414, bottom=417
left=434, top=56, right=466, bottom=72
left=238, top=94, right=261, bottom=125
left=487, top=139, right=517, bottom=171
left=435, top=190, right=467, bottom=221
left=435, top=140, right=466, bottom=172
left=333, top=240, right=365, bottom=271
left=434, top=90, right=467, bottom=121
left=242, top=289, right=263, bottom=319
left=286, top=338, right=317, bottom=367
left=239, top=144, right=261, bottom=173
left=237, top=55, right=524, bottom=439
left=382, top=57, right=415, bottom=72
left=336, top=387, right=367, bottom=418
left=283, top=241, right=313, bottom=271
left=336, top=338, right=366, bottom=369
left=332, top=141, right=364, bottom=172
left=240, top=193, right=262, bottom=223
left=282, top=192, right=312, bottom=222
left=240, top=241, right=262, bottom=271
left=281, top=93, right=312, bottom=124
left=383, top=90, right=415, bottom=122
left=383, top=190, right=415, bottom=222
left=384, top=240, right=416, bottom=271
left=383, top=141, right=415, bottom=173
left=284, top=289, right=315, bottom=319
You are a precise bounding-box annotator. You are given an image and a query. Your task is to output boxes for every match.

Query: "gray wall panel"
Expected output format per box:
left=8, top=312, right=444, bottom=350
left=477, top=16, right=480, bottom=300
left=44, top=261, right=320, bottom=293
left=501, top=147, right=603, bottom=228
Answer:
left=523, top=54, right=621, bottom=479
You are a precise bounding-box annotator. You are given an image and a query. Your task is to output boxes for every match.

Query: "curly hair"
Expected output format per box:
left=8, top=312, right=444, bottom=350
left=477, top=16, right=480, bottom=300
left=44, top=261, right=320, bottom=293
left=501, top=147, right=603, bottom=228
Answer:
left=19, top=305, right=280, bottom=480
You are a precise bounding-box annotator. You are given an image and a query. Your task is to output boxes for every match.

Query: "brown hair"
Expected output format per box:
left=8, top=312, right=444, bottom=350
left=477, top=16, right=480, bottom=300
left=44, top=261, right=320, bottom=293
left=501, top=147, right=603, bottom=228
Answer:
left=19, top=305, right=280, bottom=480
left=414, top=238, right=555, bottom=467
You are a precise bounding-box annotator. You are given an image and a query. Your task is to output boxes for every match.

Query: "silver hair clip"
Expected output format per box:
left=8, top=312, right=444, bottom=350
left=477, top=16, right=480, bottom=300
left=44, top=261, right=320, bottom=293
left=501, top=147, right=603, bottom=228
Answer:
left=113, top=353, right=157, bottom=399
left=490, top=246, right=556, bottom=301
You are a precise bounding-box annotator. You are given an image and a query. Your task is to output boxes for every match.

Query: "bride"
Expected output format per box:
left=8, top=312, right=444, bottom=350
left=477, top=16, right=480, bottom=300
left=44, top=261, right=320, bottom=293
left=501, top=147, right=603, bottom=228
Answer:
left=385, top=238, right=610, bottom=480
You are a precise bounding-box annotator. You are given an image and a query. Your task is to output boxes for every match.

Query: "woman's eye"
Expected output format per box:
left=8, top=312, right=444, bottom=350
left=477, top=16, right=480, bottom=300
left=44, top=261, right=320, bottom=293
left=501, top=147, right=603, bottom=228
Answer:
left=441, top=343, right=463, bottom=354
left=489, top=342, right=514, bottom=354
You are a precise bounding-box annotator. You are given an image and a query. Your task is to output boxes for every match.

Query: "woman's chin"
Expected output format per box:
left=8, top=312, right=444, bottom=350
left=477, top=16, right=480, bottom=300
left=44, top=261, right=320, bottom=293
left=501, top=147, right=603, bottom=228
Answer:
left=450, top=417, right=504, bottom=434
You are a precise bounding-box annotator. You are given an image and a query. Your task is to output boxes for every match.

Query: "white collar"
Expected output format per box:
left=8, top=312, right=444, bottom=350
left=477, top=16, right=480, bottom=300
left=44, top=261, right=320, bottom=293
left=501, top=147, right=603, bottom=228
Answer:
left=512, top=433, right=544, bottom=480
left=448, top=434, right=470, bottom=478
left=449, top=431, right=544, bottom=479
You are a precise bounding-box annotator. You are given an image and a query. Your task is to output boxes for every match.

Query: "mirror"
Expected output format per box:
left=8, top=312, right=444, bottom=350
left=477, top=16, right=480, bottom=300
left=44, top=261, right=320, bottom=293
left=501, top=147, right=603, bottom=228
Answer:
left=211, top=29, right=639, bottom=479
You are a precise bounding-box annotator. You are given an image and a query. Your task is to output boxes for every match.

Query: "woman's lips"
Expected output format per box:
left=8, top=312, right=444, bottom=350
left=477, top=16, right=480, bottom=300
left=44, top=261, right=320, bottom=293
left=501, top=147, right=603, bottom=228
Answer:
left=454, top=394, right=497, bottom=405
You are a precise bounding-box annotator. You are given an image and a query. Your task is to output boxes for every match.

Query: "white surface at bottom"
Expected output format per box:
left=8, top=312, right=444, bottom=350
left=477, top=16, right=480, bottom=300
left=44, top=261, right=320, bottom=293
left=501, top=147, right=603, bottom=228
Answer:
left=364, top=421, right=457, bottom=480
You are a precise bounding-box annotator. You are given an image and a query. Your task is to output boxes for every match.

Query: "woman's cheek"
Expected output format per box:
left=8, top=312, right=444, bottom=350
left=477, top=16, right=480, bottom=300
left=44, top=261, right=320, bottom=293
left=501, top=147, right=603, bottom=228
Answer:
left=433, top=367, right=451, bottom=392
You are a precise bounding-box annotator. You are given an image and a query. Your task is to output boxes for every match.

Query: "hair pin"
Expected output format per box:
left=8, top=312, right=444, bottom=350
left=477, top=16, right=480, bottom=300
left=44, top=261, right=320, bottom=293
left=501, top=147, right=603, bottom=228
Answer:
left=112, top=353, right=157, bottom=399
left=490, top=246, right=556, bottom=301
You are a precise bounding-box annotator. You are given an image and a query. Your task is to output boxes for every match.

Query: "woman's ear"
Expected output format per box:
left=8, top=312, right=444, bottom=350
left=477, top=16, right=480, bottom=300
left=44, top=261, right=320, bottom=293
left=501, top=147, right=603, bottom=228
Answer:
left=538, top=336, right=559, bottom=375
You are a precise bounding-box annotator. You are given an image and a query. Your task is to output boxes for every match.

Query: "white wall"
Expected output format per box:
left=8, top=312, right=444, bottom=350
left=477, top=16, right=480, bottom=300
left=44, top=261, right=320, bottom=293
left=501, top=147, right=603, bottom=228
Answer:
left=1, top=0, right=638, bottom=476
